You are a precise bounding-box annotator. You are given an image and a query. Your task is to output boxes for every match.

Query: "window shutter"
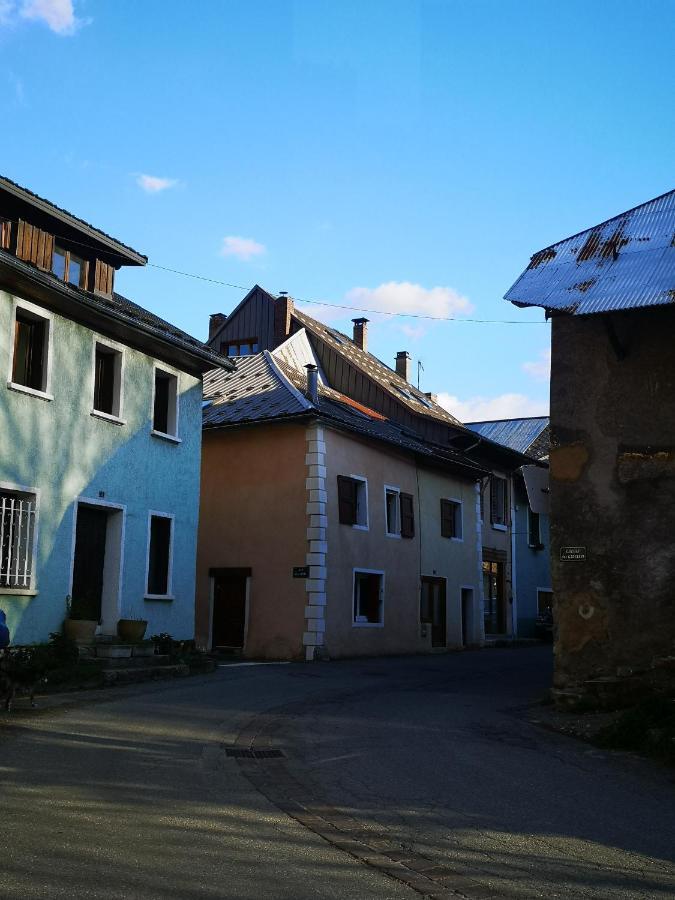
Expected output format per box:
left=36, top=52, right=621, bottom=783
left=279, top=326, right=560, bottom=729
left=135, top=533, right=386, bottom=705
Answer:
left=400, top=492, right=415, bottom=538
left=440, top=499, right=453, bottom=538
left=490, top=477, right=498, bottom=523
left=16, top=220, right=53, bottom=270
left=337, top=476, right=357, bottom=525
left=1, top=220, right=12, bottom=251
left=94, top=259, right=115, bottom=296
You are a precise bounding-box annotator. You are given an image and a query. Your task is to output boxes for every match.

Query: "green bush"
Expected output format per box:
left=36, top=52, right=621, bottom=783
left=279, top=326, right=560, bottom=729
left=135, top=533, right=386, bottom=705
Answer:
left=595, top=695, right=675, bottom=764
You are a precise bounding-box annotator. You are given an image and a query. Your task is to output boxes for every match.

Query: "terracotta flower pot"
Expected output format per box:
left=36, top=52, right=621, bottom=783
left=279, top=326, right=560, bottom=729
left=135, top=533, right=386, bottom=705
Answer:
left=117, top=619, right=148, bottom=642
left=64, top=618, right=98, bottom=644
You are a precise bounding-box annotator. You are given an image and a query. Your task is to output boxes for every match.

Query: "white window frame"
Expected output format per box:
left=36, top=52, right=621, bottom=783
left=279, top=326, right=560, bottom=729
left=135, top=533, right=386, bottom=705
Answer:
left=350, top=474, right=369, bottom=531
left=7, top=297, right=54, bottom=402
left=151, top=364, right=181, bottom=443
left=352, top=568, right=385, bottom=627
left=0, top=480, right=40, bottom=596
left=491, top=475, right=508, bottom=531
left=90, top=335, right=126, bottom=425
left=384, top=484, right=401, bottom=538
left=145, top=510, right=175, bottom=600
left=442, top=497, right=464, bottom=542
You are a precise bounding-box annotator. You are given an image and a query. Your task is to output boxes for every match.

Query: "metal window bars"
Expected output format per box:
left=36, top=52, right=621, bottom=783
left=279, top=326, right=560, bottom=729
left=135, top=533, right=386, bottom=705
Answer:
left=0, top=495, right=36, bottom=589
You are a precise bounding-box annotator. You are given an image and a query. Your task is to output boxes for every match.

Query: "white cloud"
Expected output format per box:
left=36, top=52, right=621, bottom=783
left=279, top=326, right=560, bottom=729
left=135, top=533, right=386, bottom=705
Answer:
left=0, top=1, right=15, bottom=25
left=522, top=348, right=551, bottom=382
left=399, top=323, right=426, bottom=341
left=345, top=281, right=473, bottom=321
left=220, top=235, right=266, bottom=262
left=18, top=0, right=86, bottom=35
left=136, top=174, right=178, bottom=194
left=437, top=392, right=548, bottom=423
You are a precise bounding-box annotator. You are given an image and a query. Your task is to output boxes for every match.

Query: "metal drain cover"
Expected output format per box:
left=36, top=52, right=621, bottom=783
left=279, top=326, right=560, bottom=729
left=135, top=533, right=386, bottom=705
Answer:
left=226, top=748, right=285, bottom=759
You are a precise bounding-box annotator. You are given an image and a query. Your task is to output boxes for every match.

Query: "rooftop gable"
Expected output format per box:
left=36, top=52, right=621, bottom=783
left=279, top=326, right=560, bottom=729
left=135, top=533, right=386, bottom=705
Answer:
left=466, top=416, right=549, bottom=457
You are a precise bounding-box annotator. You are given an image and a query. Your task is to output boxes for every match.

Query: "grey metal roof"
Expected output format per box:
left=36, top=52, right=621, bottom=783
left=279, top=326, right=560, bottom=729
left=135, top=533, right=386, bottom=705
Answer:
left=466, top=417, right=549, bottom=456
left=505, top=189, right=675, bottom=315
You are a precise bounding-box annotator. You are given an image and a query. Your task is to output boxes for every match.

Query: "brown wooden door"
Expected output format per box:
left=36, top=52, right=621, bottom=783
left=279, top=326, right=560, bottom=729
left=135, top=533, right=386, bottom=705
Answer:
left=212, top=571, right=248, bottom=649
left=421, top=577, right=447, bottom=648
left=71, top=506, right=108, bottom=622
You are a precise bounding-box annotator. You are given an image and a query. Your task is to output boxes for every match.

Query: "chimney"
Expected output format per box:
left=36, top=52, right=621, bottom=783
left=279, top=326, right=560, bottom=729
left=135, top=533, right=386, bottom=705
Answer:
left=352, top=317, right=369, bottom=352
left=425, top=391, right=437, bottom=403
left=305, top=364, right=319, bottom=405
left=395, top=351, right=411, bottom=383
left=274, top=291, right=294, bottom=346
left=209, top=312, right=227, bottom=341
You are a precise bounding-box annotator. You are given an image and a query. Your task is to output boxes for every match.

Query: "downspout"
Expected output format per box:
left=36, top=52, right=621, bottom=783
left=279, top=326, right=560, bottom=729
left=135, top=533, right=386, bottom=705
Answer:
left=510, top=475, right=518, bottom=638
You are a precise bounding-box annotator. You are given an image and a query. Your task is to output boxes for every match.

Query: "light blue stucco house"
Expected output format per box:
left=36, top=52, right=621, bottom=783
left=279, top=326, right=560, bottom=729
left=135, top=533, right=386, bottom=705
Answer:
left=466, top=417, right=551, bottom=638
left=0, top=176, right=230, bottom=645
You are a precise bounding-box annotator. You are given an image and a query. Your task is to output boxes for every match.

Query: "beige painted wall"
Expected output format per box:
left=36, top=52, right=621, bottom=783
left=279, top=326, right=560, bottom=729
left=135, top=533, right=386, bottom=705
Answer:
left=195, top=422, right=308, bottom=658
left=323, top=427, right=426, bottom=657
left=417, top=468, right=482, bottom=646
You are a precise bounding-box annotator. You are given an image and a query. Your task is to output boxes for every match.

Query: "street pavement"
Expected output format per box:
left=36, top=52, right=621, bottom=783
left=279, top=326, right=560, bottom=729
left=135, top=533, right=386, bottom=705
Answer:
left=0, top=647, right=673, bottom=899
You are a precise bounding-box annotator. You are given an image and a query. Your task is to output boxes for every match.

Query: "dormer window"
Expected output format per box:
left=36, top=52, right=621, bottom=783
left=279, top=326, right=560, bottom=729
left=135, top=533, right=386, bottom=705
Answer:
left=52, top=245, right=87, bottom=288
left=52, top=246, right=66, bottom=280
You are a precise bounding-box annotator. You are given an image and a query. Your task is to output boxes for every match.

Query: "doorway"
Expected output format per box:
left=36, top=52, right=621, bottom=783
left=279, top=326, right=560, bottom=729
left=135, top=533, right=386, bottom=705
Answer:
left=71, top=500, right=124, bottom=634
left=211, top=568, right=250, bottom=651
left=482, top=559, right=505, bottom=634
left=420, top=576, right=447, bottom=648
left=460, top=587, right=474, bottom=645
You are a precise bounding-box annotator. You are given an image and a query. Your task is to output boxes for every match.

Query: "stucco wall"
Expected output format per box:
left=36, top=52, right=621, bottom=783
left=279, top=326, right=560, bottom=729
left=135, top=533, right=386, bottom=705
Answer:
left=323, top=427, right=425, bottom=657
left=513, top=481, right=551, bottom=637
left=417, top=468, right=482, bottom=646
left=196, top=422, right=307, bottom=659
left=0, top=289, right=202, bottom=644
left=550, top=308, right=675, bottom=693
left=481, top=469, right=515, bottom=635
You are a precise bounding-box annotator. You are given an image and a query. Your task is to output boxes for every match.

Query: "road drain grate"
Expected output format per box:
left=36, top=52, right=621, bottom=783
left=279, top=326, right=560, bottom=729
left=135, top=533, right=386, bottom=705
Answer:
left=226, top=748, right=285, bottom=759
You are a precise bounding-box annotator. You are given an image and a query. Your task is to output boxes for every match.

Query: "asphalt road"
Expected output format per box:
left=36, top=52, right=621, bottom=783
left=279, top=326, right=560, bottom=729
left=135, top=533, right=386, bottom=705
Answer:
left=0, top=647, right=673, bottom=899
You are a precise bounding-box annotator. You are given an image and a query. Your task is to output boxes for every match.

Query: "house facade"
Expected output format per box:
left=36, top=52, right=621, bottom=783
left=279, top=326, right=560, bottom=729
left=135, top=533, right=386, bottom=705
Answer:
left=505, top=188, right=675, bottom=702
left=196, top=334, right=487, bottom=659
left=0, top=176, right=227, bottom=645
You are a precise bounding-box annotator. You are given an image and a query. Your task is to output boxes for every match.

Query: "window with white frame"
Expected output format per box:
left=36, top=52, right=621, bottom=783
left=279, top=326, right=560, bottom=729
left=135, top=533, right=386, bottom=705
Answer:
left=10, top=304, right=51, bottom=395
left=384, top=486, right=400, bottom=536
left=353, top=570, right=384, bottom=625
left=146, top=513, right=173, bottom=597
left=440, top=498, right=463, bottom=540
left=0, top=488, right=37, bottom=589
left=153, top=369, right=178, bottom=437
left=93, top=342, right=123, bottom=418
left=337, top=475, right=368, bottom=528
left=490, top=475, right=508, bottom=527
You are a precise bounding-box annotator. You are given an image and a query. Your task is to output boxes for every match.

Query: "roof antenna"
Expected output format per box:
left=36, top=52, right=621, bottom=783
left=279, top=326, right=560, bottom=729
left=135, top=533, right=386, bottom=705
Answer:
left=417, top=359, right=424, bottom=390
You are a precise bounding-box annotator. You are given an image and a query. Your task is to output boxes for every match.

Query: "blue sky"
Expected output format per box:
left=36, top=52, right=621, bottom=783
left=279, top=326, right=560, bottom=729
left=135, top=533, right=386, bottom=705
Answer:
left=1, top=0, right=674, bottom=420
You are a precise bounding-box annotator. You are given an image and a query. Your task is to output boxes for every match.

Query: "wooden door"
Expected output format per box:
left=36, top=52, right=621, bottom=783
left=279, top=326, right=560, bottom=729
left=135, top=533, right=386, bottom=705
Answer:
left=212, top=571, right=248, bottom=649
left=421, top=577, right=447, bottom=648
left=482, top=560, right=505, bottom=634
left=71, top=506, right=108, bottom=622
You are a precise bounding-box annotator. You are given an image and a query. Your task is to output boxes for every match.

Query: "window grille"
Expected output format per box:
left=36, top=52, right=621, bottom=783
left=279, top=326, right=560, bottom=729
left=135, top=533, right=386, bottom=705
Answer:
left=0, top=494, right=36, bottom=589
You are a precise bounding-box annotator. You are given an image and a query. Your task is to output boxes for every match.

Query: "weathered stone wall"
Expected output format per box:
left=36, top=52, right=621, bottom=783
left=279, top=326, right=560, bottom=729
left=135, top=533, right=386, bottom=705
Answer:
left=550, top=307, right=675, bottom=699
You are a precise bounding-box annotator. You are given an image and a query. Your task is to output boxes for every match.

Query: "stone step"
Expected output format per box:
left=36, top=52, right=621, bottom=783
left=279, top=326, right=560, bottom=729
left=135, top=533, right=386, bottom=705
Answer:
left=96, top=654, right=173, bottom=669
left=102, top=663, right=189, bottom=686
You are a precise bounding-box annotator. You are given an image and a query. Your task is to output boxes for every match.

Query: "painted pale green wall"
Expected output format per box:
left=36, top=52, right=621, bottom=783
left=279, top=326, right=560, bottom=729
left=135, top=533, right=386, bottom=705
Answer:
left=0, top=288, right=202, bottom=644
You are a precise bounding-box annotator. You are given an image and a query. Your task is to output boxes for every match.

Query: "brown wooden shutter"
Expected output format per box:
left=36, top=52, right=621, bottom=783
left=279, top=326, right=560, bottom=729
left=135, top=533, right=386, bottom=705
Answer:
left=0, top=220, right=12, bottom=251
left=16, top=220, right=53, bottom=270
left=490, top=477, right=498, bottom=523
left=94, top=259, right=114, bottom=296
left=440, top=499, right=453, bottom=538
left=400, top=492, right=415, bottom=538
left=337, top=476, right=357, bottom=525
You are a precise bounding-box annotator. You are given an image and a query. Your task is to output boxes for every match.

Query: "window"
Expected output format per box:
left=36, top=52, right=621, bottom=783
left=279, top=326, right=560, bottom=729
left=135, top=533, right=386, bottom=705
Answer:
left=10, top=304, right=51, bottom=396
left=0, top=488, right=37, bottom=589
left=384, top=486, right=400, bottom=536
left=220, top=339, right=260, bottom=357
left=68, top=254, right=85, bottom=287
left=353, top=570, right=384, bottom=626
left=537, top=589, right=553, bottom=615
left=490, top=475, right=508, bottom=527
left=399, top=492, right=415, bottom=539
left=52, top=246, right=66, bottom=280
left=153, top=369, right=178, bottom=437
left=528, top=506, right=543, bottom=548
left=440, top=499, right=463, bottom=540
left=93, top=343, right=122, bottom=418
left=146, top=514, right=173, bottom=597
left=52, top=245, right=87, bottom=288
left=337, top=475, right=368, bottom=529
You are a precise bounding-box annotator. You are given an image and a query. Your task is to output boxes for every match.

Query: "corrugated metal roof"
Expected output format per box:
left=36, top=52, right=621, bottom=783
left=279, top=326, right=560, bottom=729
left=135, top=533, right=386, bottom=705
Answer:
left=504, top=189, right=675, bottom=315
left=466, top=417, right=549, bottom=456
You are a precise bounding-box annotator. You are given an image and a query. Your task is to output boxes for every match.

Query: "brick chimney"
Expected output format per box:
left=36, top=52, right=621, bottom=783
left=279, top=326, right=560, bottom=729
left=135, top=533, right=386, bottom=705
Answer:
left=274, top=292, right=294, bottom=346
left=352, top=317, right=369, bottom=352
left=425, top=391, right=437, bottom=403
left=208, top=312, right=227, bottom=341
left=395, top=351, right=411, bottom=383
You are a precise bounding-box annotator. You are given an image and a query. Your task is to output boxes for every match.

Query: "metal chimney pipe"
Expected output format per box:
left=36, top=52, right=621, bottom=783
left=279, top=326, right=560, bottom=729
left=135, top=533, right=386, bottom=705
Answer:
left=305, top=364, right=319, bottom=404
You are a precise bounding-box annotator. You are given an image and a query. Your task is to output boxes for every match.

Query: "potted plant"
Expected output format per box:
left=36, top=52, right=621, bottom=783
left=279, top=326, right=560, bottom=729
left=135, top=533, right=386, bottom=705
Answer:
left=117, top=616, right=148, bottom=643
left=63, top=594, right=98, bottom=644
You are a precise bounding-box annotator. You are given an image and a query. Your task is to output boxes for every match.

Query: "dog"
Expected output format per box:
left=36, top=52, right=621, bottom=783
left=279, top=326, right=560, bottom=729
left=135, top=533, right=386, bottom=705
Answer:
left=0, top=648, right=47, bottom=712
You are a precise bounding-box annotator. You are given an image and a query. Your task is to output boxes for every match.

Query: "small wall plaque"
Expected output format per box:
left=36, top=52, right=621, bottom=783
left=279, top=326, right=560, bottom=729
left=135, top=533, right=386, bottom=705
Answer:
left=560, top=546, right=586, bottom=561
left=293, top=566, right=310, bottom=578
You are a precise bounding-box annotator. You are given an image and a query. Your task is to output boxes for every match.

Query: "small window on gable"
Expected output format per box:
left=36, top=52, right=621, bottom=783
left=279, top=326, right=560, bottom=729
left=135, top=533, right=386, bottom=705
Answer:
left=385, top=487, right=400, bottom=536
left=52, top=246, right=87, bottom=288
left=440, top=499, right=462, bottom=540
left=221, top=339, right=259, bottom=357
left=68, top=254, right=84, bottom=287
left=153, top=369, right=178, bottom=437
left=146, top=514, right=173, bottom=597
left=11, top=307, right=50, bottom=394
left=528, top=506, right=542, bottom=548
left=490, top=476, right=508, bottom=527
left=337, top=475, right=368, bottom=529
left=52, top=246, right=66, bottom=281
left=0, top=488, right=37, bottom=589
left=93, top=343, right=122, bottom=418
left=353, top=570, right=384, bottom=625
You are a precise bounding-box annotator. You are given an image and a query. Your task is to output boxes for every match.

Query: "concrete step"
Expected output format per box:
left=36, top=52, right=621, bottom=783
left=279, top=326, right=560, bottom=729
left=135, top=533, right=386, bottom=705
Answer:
left=102, top=663, right=189, bottom=686
left=97, top=654, right=173, bottom=669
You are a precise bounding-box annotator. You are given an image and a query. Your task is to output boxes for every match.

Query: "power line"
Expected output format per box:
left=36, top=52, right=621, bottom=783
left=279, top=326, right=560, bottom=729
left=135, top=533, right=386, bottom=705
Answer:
left=1, top=216, right=548, bottom=326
